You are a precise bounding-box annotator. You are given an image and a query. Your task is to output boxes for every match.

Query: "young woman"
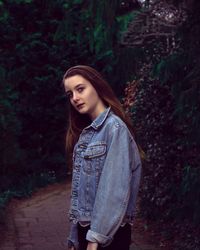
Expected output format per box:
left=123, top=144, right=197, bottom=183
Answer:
left=63, top=65, right=142, bottom=250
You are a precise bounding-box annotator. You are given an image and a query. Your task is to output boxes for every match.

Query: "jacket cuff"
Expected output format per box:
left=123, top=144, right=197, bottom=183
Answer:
left=67, top=239, right=75, bottom=248
left=86, top=229, right=113, bottom=246
left=67, top=237, right=79, bottom=249
left=67, top=222, right=79, bottom=249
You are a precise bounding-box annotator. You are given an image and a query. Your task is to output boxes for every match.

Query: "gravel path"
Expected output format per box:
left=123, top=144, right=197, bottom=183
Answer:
left=0, top=180, right=168, bottom=250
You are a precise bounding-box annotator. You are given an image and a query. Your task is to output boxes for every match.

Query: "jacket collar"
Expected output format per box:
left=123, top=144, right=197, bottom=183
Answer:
left=85, top=107, right=111, bottom=130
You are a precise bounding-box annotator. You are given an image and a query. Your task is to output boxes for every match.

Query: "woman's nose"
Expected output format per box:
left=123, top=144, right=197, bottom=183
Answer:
left=72, top=92, right=80, bottom=102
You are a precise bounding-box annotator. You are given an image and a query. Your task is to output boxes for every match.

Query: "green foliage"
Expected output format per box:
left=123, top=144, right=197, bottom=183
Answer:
left=179, top=166, right=200, bottom=222
left=0, top=66, right=22, bottom=180
left=132, top=77, right=178, bottom=219
left=125, top=1, right=200, bottom=248
left=0, top=0, right=73, bottom=193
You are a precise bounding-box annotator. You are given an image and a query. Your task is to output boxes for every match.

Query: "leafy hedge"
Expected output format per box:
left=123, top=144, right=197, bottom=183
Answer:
left=123, top=2, right=200, bottom=248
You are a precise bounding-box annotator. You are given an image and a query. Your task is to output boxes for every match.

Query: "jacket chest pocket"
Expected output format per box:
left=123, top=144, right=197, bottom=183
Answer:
left=83, top=142, right=107, bottom=174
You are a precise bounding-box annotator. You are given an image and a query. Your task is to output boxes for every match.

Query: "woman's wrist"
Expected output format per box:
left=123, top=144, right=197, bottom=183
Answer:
left=87, top=241, right=98, bottom=250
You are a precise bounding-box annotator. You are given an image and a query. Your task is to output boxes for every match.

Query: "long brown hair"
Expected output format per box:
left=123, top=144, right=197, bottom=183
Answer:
left=63, top=65, right=136, bottom=162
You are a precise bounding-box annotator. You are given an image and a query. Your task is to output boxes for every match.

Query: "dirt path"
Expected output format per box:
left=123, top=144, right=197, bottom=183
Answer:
left=0, top=181, right=170, bottom=250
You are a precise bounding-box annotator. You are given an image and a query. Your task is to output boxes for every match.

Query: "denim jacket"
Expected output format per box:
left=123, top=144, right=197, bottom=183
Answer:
left=68, top=107, right=142, bottom=248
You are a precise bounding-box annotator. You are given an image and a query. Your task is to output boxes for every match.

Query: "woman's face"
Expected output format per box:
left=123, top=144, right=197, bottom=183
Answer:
left=64, top=74, right=106, bottom=120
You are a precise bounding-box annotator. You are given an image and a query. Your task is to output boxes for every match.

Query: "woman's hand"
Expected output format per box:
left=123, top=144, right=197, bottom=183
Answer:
left=87, top=242, right=98, bottom=250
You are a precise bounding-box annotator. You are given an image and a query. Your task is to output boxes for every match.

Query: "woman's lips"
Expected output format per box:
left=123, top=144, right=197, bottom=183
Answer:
left=76, top=103, right=85, bottom=109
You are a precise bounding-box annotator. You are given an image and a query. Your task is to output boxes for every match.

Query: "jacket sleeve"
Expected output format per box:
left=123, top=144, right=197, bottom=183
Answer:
left=86, top=123, right=141, bottom=246
left=67, top=221, right=79, bottom=249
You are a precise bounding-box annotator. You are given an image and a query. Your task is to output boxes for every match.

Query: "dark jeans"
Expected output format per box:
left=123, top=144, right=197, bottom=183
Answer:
left=78, top=223, right=131, bottom=250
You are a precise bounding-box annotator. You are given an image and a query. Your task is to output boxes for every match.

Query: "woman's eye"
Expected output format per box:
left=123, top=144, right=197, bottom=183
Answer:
left=77, top=87, right=84, bottom=93
left=66, top=92, right=72, bottom=99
